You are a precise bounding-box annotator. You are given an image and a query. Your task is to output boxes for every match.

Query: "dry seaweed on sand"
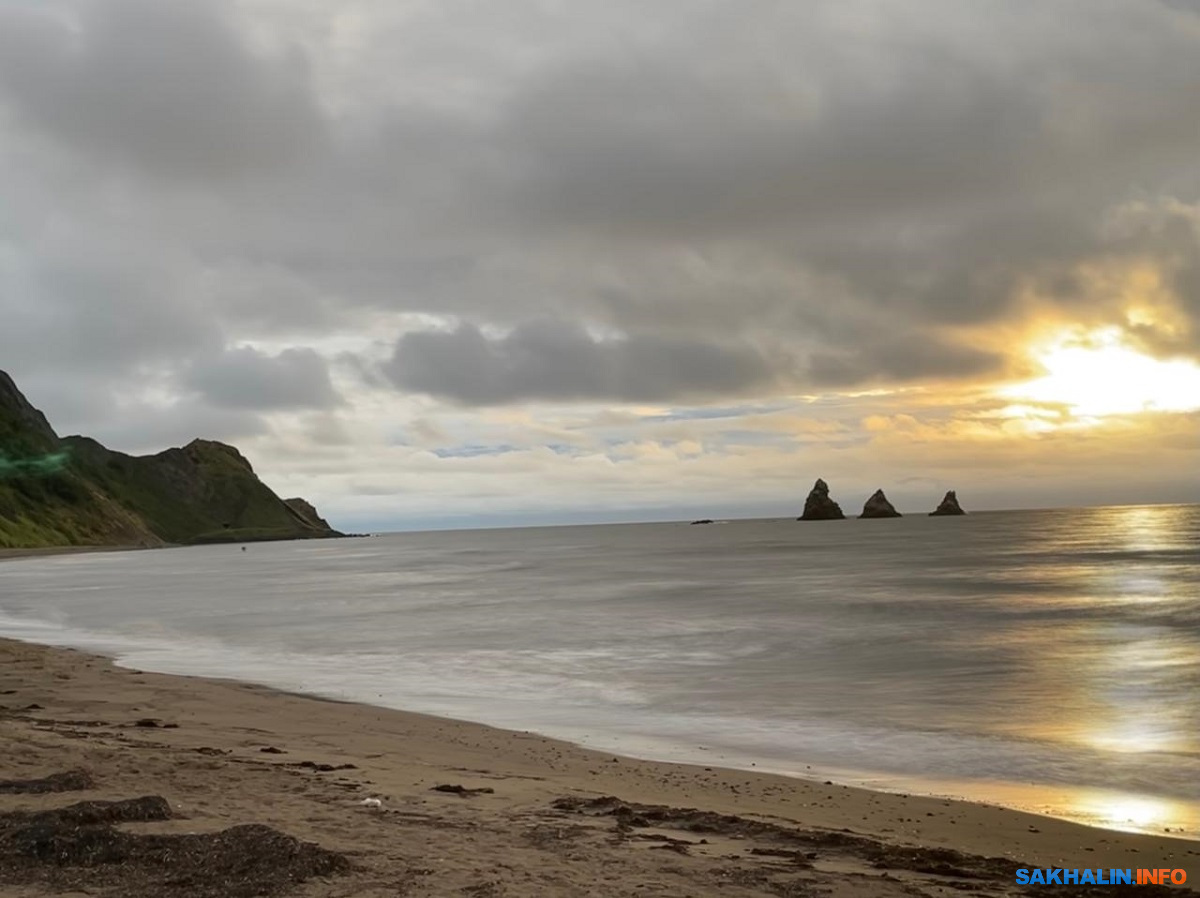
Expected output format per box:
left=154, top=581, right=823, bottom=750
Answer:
left=0, top=768, right=96, bottom=794
left=0, top=796, right=172, bottom=827
left=432, top=784, right=495, bottom=796
left=0, top=795, right=350, bottom=898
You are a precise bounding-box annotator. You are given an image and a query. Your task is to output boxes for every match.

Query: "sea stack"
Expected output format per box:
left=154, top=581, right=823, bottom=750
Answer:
left=859, top=489, right=902, bottom=518
left=930, top=490, right=966, bottom=516
left=798, top=478, right=845, bottom=520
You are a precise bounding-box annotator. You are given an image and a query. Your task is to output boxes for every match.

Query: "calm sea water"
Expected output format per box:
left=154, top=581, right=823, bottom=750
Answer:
left=2, top=505, right=1198, bottom=835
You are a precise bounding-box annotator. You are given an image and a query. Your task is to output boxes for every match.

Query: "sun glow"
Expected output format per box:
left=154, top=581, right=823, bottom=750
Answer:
left=1002, top=328, right=1200, bottom=417
left=1073, top=793, right=1182, bottom=833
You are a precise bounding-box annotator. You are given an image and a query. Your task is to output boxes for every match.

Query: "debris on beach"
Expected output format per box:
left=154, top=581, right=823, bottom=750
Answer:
left=550, top=795, right=1014, bottom=881
left=287, top=760, right=357, bottom=772
left=0, top=769, right=95, bottom=795
left=431, top=784, right=496, bottom=797
left=0, top=795, right=349, bottom=898
left=129, top=718, right=178, bottom=729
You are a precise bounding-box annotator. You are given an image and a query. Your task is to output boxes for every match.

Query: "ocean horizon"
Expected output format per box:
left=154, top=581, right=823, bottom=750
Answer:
left=2, top=503, right=1197, bottom=837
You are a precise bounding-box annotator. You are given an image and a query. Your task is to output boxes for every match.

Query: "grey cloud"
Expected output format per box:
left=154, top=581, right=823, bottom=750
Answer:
left=807, top=336, right=1005, bottom=388
left=300, top=413, right=353, bottom=447
left=496, top=2, right=1200, bottom=234
left=1157, top=0, right=1200, bottom=15
left=384, top=321, right=777, bottom=404
left=3, top=0, right=1200, bottom=419
left=480, top=0, right=1200, bottom=346
left=84, top=402, right=269, bottom=456
left=0, top=232, right=224, bottom=374
left=183, top=347, right=341, bottom=411
left=13, top=372, right=267, bottom=455
left=1085, top=200, right=1200, bottom=354
left=502, top=54, right=1037, bottom=235
left=0, top=0, right=322, bottom=178
left=288, top=0, right=1200, bottom=366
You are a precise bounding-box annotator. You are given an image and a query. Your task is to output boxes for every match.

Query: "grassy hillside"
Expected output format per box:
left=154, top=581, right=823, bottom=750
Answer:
left=64, top=437, right=335, bottom=545
left=0, top=372, right=162, bottom=548
left=0, top=371, right=340, bottom=549
left=0, top=473, right=163, bottom=549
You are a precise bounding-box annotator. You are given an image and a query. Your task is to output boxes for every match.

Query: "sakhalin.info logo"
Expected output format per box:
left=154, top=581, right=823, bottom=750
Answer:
left=1015, top=868, right=1187, bottom=885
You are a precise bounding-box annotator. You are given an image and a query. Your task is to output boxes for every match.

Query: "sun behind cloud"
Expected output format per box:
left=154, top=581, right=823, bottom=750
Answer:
left=1001, top=328, right=1200, bottom=418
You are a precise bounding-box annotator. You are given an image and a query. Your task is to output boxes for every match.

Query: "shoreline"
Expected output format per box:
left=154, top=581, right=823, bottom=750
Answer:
left=3, top=613, right=1195, bottom=844
left=2, top=636, right=1198, bottom=897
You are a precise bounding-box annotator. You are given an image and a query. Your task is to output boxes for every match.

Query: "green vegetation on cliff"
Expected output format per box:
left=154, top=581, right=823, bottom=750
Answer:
left=0, top=371, right=341, bottom=549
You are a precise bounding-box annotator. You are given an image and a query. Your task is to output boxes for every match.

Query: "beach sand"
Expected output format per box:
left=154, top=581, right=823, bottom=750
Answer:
left=1, top=636, right=1196, bottom=898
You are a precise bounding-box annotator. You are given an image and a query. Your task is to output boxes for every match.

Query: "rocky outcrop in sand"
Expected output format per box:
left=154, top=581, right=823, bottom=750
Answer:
left=798, top=478, right=845, bottom=521
left=859, top=489, right=902, bottom=518
left=930, top=490, right=966, bottom=516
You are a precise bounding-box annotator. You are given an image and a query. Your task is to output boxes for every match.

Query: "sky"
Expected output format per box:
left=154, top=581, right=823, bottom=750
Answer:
left=1, top=0, right=1199, bottom=531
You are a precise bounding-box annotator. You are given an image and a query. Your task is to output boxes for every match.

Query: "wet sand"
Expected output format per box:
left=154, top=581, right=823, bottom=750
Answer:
left=0, top=636, right=1197, bottom=897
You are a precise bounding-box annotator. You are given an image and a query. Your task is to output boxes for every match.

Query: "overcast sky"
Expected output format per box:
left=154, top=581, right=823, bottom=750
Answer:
left=2, top=0, right=1198, bottom=530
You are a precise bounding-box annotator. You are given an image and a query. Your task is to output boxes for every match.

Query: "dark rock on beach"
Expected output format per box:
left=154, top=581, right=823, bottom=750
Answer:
left=930, top=490, right=966, bottom=516
left=859, top=489, right=902, bottom=519
left=798, top=479, right=845, bottom=521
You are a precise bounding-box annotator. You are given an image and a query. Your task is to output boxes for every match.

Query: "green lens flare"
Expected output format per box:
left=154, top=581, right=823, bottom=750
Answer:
left=0, top=450, right=70, bottom=479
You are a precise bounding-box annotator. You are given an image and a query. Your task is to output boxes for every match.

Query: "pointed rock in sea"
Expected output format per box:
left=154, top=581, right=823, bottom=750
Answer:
left=859, top=488, right=902, bottom=518
left=930, top=490, right=966, bottom=516
left=798, top=478, right=845, bottom=521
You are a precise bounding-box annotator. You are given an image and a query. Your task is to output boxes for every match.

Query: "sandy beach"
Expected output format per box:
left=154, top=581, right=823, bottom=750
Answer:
left=0, top=635, right=1196, bottom=898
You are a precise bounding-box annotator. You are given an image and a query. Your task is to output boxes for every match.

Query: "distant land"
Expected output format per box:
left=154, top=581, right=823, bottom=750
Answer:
left=0, top=371, right=341, bottom=549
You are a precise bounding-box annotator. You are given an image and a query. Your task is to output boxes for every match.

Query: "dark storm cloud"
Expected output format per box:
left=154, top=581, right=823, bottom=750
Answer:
left=384, top=321, right=777, bottom=404
left=183, top=347, right=341, bottom=411
left=0, top=0, right=322, bottom=179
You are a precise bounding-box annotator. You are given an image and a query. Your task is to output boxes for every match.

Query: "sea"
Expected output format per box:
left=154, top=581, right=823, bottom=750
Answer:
left=2, top=504, right=1198, bottom=837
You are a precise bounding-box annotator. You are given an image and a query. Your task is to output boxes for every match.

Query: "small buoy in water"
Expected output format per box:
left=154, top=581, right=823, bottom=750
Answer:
left=360, top=797, right=383, bottom=810
left=241, top=547, right=247, bottom=552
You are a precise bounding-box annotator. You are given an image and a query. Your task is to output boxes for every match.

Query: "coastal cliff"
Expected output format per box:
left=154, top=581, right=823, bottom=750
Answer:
left=285, top=497, right=334, bottom=530
left=0, top=371, right=340, bottom=548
